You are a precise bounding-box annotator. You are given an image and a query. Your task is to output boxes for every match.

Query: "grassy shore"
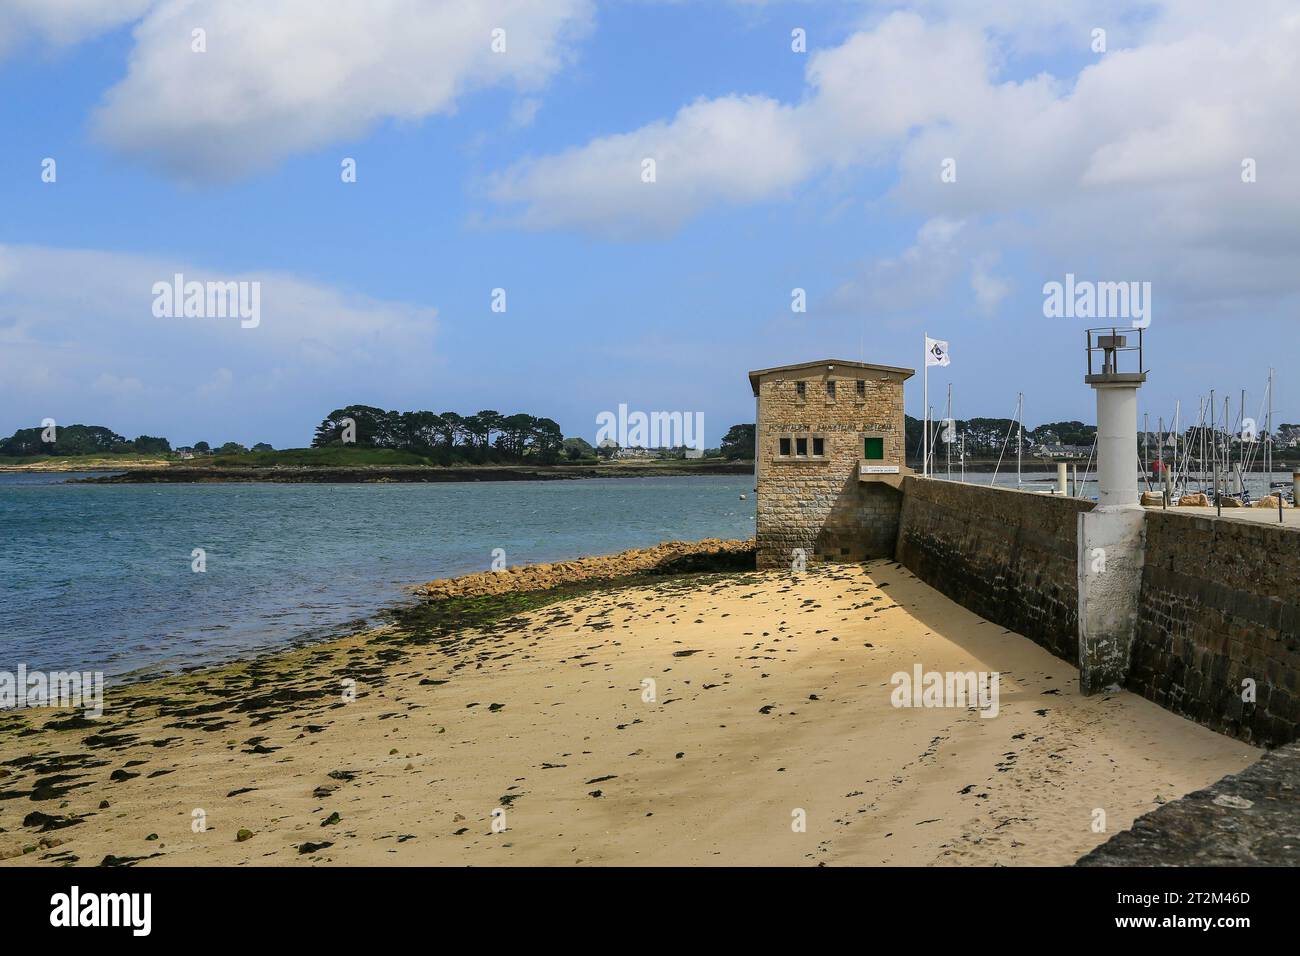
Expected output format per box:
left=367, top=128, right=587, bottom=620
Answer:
left=79, top=458, right=753, bottom=483
left=3, top=447, right=756, bottom=480
left=0, top=541, right=1254, bottom=867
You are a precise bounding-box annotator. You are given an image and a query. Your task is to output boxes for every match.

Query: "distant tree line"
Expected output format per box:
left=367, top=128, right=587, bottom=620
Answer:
left=904, top=415, right=1300, bottom=463
left=905, top=417, right=1100, bottom=459
left=311, top=405, right=566, bottom=463
left=0, top=425, right=279, bottom=458
left=0, top=424, right=173, bottom=457
left=1, top=414, right=761, bottom=463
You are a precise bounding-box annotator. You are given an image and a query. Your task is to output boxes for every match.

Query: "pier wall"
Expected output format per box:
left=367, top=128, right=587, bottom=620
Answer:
left=1129, top=511, right=1300, bottom=746
left=894, top=477, right=1093, bottom=662
left=893, top=478, right=1300, bottom=745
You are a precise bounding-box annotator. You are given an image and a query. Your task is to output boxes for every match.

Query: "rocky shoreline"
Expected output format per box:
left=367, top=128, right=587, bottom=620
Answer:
left=414, top=538, right=755, bottom=600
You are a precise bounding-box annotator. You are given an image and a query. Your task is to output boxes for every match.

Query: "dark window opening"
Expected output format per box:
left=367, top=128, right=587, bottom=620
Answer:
left=812, top=436, right=825, bottom=456
left=795, top=381, right=806, bottom=400
left=856, top=380, right=866, bottom=399
left=779, top=437, right=792, bottom=456
left=826, top=381, right=836, bottom=400
left=796, top=437, right=808, bottom=456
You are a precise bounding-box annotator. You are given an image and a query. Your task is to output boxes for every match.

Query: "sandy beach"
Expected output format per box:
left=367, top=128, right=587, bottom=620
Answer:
left=0, top=554, right=1257, bottom=867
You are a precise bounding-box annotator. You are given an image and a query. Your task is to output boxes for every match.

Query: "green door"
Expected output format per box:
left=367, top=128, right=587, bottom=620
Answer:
left=864, top=436, right=884, bottom=460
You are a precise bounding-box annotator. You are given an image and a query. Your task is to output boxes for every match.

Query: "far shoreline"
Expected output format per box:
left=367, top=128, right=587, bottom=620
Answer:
left=2, top=459, right=1164, bottom=483
left=70, top=461, right=755, bottom=483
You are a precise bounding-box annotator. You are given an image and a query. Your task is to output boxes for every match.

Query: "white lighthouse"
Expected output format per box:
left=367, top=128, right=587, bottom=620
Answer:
left=1077, top=327, right=1148, bottom=694
left=1087, top=332, right=1147, bottom=507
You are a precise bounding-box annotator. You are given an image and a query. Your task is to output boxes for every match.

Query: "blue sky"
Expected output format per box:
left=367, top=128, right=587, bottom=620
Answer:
left=1, top=1, right=1297, bottom=448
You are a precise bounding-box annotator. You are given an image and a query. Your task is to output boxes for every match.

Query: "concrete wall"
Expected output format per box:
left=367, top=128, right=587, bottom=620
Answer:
left=893, top=477, right=1300, bottom=745
left=1129, top=510, right=1300, bottom=747
left=894, top=477, right=1094, bottom=662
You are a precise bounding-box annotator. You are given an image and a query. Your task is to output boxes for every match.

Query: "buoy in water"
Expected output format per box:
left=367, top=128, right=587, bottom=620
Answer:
left=739, top=493, right=746, bottom=500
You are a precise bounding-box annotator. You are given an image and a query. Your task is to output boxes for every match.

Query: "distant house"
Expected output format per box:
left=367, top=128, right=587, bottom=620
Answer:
left=616, top=446, right=655, bottom=459
left=1033, top=443, right=1092, bottom=459
left=175, top=446, right=196, bottom=460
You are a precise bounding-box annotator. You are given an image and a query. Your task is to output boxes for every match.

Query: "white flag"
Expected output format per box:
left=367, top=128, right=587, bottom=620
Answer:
left=926, top=336, right=950, bottom=367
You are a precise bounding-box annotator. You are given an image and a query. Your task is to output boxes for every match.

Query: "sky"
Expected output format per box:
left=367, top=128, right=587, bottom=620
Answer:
left=1, top=0, right=1297, bottom=449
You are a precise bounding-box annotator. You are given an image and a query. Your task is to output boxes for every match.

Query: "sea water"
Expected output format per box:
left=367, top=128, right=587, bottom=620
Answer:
left=0, top=474, right=756, bottom=679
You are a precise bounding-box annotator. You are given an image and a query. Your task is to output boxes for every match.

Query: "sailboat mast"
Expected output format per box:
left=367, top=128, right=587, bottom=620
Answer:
left=1017, top=392, right=1023, bottom=490
left=1267, top=368, right=1274, bottom=488
left=1197, top=397, right=1204, bottom=492
left=1240, top=388, right=1247, bottom=495
left=1175, top=400, right=1181, bottom=490
left=946, top=383, right=953, bottom=481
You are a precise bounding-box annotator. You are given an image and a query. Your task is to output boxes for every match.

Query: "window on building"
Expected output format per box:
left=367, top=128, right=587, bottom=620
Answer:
left=776, top=433, right=829, bottom=459
left=825, top=380, right=836, bottom=401
left=795, top=381, right=806, bottom=401
left=855, top=380, right=866, bottom=400
left=864, top=436, right=884, bottom=460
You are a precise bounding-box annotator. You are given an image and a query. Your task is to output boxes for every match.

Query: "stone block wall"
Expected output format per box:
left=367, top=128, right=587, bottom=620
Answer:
left=893, top=478, right=1300, bottom=745
left=1128, top=511, right=1300, bottom=746
left=755, top=368, right=906, bottom=568
left=1078, top=739, right=1300, bottom=865
left=894, top=477, right=1095, bottom=663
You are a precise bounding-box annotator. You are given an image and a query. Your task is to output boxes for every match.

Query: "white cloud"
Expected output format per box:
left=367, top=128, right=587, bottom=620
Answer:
left=901, top=0, right=1149, bottom=55
left=486, top=4, right=1300, bottom=314
left=0, top=0, right=154, bottom=55
left=490, top=94, right=810, bottom=238
left=829, top=216, right=969, bottom=317
left=92, top=372, right=147, bottom=396
left=90, top=0, right=593, bottom=182
left=970, top=254, right=1010, bottom=315
left=509, top=96, right=543, bottom=129
left=484, top=12, right=999, bottom=235
left=0, top=244, right=439, bottom=443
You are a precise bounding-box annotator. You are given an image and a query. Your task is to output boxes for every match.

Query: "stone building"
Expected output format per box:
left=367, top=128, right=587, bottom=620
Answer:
left=749, top=358, right=914, bottom=569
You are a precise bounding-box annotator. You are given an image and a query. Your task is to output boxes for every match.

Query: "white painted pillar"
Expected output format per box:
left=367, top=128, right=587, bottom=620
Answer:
left=1095, top=384, right=1141, bottom=508
left=1079, top=341, right=1147, bottom=695
left=1057, top=462, right=1068, bottom=495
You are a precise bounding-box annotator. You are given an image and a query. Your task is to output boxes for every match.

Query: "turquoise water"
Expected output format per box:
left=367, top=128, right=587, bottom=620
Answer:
left=0, top=474, right=756, bottom=679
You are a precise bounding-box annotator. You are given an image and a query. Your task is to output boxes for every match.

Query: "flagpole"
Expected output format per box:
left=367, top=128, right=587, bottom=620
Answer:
left=923, top=332, right=929, bottom=478
left=947, top=383, right=953, bottom=481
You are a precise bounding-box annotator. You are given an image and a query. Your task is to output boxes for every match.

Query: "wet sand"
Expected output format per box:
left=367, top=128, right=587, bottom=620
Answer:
left=0, top=560, right=1256, bottom=866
